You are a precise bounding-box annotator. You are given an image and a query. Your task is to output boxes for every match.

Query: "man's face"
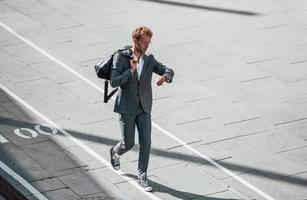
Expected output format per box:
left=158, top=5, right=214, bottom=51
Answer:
left=135, top=35, right=151, bottom=54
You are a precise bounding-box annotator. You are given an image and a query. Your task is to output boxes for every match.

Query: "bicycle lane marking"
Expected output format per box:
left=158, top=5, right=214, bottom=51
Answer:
left=0, top=134, right=9, bottom=143
left=0, top=83, right=161, bottom=200
left=0, top=21, right=275, bottom=200
left=0, top=160, right=48, bottom=200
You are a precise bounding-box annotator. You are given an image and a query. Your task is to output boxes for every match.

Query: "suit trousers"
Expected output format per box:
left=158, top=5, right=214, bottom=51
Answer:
left=113, top=103, right=152, bottom=178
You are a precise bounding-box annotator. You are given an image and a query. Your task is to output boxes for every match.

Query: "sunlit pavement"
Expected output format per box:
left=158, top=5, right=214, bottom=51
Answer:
left=0, top=0, right=307, bottom=199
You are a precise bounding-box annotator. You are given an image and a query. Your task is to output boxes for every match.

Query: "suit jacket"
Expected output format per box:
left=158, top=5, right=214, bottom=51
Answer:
left=110, top=49, right=174, bottom=114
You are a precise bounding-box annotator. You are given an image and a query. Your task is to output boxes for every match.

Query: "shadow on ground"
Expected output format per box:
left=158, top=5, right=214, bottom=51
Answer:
left=0, top=89, right=119, bottom=199
left=125, top=173, right=239, bottom=200
left=138, top=0, right=261, bottom=16
left=1, top=117, right=306, bottom=189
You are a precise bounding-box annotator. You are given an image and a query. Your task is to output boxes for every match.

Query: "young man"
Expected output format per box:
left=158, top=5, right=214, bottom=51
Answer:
left=109, top=26, right=174, bottom=192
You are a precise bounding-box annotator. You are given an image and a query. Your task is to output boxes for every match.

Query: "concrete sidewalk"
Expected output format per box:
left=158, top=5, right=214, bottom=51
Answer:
left=0, top=0, right=307, bottom=199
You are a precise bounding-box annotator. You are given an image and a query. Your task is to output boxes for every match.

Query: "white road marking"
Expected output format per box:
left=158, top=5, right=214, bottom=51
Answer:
left=14, top=128, right=38, bottom=139
left=35, top=124, right=58, bottom=135
left=0, top=83, right=161, bottom=200
left=0, top=160, right=48, bottom=200
left=0, top=21, right=275, bottom=200
left=0, top=134, right=9, bottom=143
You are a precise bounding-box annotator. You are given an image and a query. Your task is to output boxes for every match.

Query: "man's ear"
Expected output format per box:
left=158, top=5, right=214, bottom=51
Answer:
left=132, top=38, right=137, bottom=45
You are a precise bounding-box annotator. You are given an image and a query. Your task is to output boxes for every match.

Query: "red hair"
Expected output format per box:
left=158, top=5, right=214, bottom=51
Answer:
left=132, top=26, right=153, bottom=42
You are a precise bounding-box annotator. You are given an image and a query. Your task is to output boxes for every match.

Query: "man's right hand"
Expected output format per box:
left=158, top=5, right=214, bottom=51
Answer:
left=129, top=56, right=138, bottom=73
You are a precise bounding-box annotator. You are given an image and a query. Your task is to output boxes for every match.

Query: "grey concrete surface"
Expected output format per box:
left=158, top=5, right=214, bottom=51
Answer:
left=0, top=0, right=307, bottom=199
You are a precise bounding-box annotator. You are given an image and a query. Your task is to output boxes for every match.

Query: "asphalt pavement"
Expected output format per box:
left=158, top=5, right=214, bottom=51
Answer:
left=0, top=0, right=307, bottom=199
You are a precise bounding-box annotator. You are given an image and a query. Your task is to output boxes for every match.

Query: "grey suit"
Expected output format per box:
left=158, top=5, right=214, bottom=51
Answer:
left=110, top=49, right=174, bottom=178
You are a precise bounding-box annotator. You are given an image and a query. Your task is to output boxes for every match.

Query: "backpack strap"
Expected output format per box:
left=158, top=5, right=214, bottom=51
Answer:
left=103, top=46, right=132, bottom=103
left=103, top=80, right=118, bottom=103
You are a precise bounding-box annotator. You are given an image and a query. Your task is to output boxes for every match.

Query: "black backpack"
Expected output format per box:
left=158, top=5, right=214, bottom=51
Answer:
left=95, top=46, right=132, bottom=103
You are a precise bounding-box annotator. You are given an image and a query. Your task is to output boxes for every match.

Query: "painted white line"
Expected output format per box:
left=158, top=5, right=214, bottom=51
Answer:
left=154, top=124, right=274, bottom=200
left=0, top=22, right=103, bottom=94
left=0, top=160, right=48, bottom=200
left=35, top=124, right=58, bottom=136
left=14, top=128, right=38, bottom=139
left=0, top=134, right=9, bottom=143
left=0, top=22, right=275, bottom=200
left=0, top=83, right=161, bottom=200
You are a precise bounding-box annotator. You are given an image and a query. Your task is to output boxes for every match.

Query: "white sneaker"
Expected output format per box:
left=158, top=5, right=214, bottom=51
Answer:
left=138, top=176, right=153, bottom=192
left=110, top=147, right=120, bottom=170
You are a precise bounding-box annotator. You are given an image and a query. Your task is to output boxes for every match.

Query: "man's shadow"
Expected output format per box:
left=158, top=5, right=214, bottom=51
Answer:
left=125, top=174, right=240, bottom=200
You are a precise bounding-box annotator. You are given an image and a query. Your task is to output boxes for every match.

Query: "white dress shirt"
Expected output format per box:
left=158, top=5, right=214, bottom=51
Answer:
left=136, top=55, right=144, bottom=81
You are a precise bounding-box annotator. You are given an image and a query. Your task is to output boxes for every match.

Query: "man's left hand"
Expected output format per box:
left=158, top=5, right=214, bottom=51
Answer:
left=156, top=76, right=166, bottom=86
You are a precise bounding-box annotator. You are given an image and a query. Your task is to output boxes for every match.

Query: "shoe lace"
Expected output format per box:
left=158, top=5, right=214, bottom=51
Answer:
left=140, top=179, right=150, bottom=187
